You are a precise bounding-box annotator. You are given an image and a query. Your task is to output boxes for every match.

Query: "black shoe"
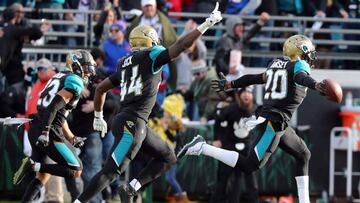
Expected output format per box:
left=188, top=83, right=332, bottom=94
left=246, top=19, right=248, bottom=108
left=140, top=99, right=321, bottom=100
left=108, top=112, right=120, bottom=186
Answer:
left=13, top=157, right=32, bottom=185
left=177, top=135, right=206, bottom=159
left=119, top=184, right=136, bottom=203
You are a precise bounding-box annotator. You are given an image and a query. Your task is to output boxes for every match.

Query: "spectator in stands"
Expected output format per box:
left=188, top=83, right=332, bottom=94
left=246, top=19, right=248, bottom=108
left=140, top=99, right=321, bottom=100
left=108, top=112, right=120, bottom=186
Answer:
left=149, top=94, right=189, bottom=203
left=225, top=0, right=262, bottom=15
left=93, top=0, right=122, bottom=46
left=277, top=0, right=320, bottom=17
left=210, top=87, right=259, bottom=203
left=193, top=0, right=217, bottom=14
left=343, top=0, right=360, bottom=69
left=121, top=0, right=141, bottom=11
left=183, top=59, right=219, bottom=122
left=126, top=0, right=177, bottom=88
left=313, top=0, right=349, bottom=69
left=213, top=12, right=269, bottom=76
left=167, top=0, right=182, bottom=14
left=157, top=64, right=170, bottom=106
left=250, top=0, right=278, bottom=68
left=0, top=4, right=43, bottom=85
left=27, top=0, right=64, bottom=37
left=276, top=0, right=324, bottom=42
left=175, top=19, right=207, bottom=93
left=62, top=12, right=77, bottom=47
left=101, top=20, right=131, bottom=75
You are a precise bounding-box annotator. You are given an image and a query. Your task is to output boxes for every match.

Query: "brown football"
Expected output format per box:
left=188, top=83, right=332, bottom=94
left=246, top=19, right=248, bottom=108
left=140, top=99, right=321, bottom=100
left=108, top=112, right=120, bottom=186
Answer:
left=323, top=79, right=343, bottom=103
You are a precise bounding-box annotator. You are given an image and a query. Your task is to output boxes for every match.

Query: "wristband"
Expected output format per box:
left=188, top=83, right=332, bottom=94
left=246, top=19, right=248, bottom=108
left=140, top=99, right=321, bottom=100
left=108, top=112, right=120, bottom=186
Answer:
left=197, top=21, right=210, bottom=34
left=94, top=111, right=103, bottom=118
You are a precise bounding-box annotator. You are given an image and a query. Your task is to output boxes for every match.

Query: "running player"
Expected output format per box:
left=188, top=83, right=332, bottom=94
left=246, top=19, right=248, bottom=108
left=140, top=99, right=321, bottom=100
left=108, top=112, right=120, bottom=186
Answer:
left=74, top=3, right=223, bottom=203
left=13, top=50, right=96, bottom=202
left=178, top=35, right=327, bottom=203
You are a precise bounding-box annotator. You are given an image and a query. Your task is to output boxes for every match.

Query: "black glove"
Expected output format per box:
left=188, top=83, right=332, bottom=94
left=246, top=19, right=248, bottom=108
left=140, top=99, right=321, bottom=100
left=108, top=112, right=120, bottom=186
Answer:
left=73, top=136, right=87, bottom=148
left=36, top=131, right=50, bottom=147
left=211, top=72, right=229, bottom=93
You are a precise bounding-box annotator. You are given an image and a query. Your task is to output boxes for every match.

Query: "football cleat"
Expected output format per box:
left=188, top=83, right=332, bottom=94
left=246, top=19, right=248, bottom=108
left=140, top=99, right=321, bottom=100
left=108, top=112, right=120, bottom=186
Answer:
left=177, top=135, right=206, bottom=159
left=119, top=183, right=137, bottom=203
left=13, top=157, right=33, bottom=185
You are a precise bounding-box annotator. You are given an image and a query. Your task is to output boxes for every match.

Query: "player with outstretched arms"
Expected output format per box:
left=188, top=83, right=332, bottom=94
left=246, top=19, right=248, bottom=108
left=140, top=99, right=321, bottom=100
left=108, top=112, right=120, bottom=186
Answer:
left=74, top=3, right=222, bottom=203
left=178, top=35, right=328, bottom=203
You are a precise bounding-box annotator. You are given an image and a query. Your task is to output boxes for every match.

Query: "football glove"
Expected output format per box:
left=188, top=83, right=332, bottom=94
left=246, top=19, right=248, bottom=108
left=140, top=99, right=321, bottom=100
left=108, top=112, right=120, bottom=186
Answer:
left=211, top=72, right=229, bottom=93
left=197, top=2, right=223, bottom=34
left=315, top=81, right=326, bottom=95
left=36, top=131, right=50, bottom=147
left=73, top=136, right=87, bottom=148
left=93, top=111, right=107, bottom=138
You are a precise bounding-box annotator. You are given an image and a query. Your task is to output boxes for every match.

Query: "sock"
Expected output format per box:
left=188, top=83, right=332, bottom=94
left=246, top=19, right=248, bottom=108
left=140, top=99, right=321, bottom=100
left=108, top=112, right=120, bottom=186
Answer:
left=202, top=144, right=239, bottom=167
left=34, top=162, right=41, bottom=172
left=21, top=178, right=44, bottom=202
left=129, top=179, right=142, bottom=191
left=73, top=199, right=81, bottom=203
left=295, top=176, right=310, bottom=203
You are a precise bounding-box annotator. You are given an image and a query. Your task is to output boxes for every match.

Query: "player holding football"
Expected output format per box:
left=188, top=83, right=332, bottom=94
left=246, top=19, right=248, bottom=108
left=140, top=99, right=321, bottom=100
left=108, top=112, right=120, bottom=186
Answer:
left=74, top=3, right=222, bottom=203
left=12, top=50, right=96, bottom=202
left=178, top=35, right=328, bottom=203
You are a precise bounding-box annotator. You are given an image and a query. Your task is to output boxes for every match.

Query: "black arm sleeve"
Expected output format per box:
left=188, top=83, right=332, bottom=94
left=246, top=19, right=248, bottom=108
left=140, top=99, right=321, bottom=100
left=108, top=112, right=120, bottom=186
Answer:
left=242, top=23, right=262, bottom=46
left=294, top=72, right=317, bottom=90
left=214, top=48, right=230, bottom=75
left=93, top=10, right=108, bottom=43
left=231, top=73, right=265, bottom=88
left=40, top=94, right=67, bottom=131
left=14, top=26, right=42, bottom=41
left=114, top=6, right=122, bottom=20
left=153, top=49, right=171, bottom=72
left=108, top=73, right=121, bottom=87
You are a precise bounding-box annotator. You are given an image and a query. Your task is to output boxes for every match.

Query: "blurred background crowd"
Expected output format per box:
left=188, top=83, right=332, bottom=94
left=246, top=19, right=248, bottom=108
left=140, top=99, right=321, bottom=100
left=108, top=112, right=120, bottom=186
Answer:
left=0, top=0, right=359, bottom=202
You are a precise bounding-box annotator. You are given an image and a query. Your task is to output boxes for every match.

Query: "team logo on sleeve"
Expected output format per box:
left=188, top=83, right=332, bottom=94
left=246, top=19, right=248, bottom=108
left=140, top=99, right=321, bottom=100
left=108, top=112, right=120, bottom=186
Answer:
left=126, top=121, right=134, bottom=128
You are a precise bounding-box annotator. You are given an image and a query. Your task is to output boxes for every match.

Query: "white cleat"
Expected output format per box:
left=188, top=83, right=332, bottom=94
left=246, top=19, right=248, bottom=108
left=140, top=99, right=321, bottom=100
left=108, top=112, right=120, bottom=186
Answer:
left=177, top=135, right=206, bottom=158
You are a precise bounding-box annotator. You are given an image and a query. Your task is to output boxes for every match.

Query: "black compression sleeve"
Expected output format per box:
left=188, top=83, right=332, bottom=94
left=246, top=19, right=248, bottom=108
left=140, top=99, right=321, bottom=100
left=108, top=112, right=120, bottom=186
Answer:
left=108, top=73, right=121, bottom=87
left=231, top=73, right=265, bottom=88
left=154, top=49, right=171, bottom=69
left=41, top=94, right=66, bottom=131
left=294, top=72, right=317, bottom=90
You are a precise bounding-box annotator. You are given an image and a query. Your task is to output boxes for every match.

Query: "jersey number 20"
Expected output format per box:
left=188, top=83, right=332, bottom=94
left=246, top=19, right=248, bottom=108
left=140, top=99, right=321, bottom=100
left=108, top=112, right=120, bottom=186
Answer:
left=264, top=69, right=287, bottom=99
left=120, top=65, right=143, bottom=101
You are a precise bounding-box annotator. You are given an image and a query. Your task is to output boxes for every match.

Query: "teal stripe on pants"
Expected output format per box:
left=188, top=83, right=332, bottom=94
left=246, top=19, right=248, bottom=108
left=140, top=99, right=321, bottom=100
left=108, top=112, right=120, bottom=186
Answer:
left=254, top=122, right=275, bottom=161
left=54, top=142, right=80, bottom=167
left=112, top=131, right=134, bottom=166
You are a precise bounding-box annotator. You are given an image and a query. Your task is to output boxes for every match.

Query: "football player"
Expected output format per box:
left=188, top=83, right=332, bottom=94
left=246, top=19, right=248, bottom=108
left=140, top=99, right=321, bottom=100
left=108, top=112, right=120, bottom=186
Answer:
left=178, top=35, right=327, bottom=203
left=13, top=50, right=96, bottom=202
left=74, top=3, right=222, bottom=203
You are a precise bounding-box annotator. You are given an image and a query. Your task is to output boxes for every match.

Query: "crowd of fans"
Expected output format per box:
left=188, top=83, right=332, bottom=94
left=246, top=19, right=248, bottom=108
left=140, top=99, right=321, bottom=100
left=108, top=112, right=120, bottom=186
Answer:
left=0, top=0, right=359, bottom=202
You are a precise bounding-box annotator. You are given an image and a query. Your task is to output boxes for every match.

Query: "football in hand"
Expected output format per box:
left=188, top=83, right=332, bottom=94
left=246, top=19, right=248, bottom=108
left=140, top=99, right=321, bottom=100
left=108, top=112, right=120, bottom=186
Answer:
left=323, top=79, right=343, bottom=103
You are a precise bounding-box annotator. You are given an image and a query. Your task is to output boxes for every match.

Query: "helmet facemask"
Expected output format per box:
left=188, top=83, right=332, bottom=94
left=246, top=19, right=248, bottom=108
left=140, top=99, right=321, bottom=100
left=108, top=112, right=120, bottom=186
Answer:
left=297, top=43, right=317, bottom=68
left=67, top=50, right=97, bottom=85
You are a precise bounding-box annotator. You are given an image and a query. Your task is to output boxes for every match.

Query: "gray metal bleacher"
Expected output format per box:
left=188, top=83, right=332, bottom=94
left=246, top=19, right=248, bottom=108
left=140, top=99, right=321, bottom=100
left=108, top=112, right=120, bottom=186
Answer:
left=1, top=7, right=360, bottom=68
